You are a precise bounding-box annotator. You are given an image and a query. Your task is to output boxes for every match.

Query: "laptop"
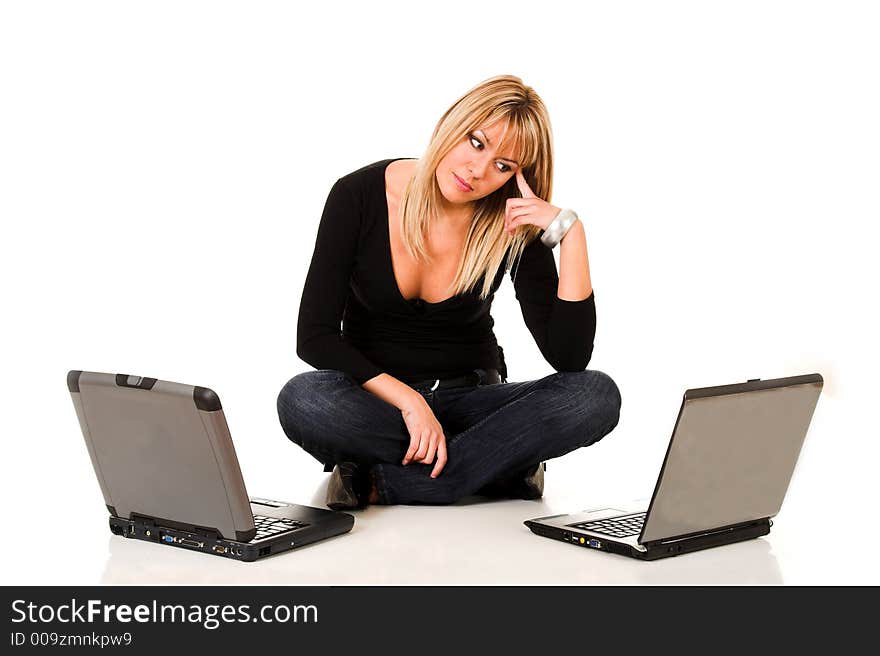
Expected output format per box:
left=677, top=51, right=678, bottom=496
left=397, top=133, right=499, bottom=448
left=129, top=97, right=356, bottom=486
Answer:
left=525, top=373, right=822, bottom=561
left=67, top=370, right=354, bottom=562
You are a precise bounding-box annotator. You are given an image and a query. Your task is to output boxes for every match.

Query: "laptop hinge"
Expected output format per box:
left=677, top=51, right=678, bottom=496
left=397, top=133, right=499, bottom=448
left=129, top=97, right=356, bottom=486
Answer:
left=642, top=518, right=771, bottom=547
left=130, top=512, right=221, bottom=540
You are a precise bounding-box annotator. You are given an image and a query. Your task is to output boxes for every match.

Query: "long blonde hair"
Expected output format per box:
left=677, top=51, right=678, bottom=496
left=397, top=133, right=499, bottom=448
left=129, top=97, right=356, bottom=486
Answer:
left=399, top=75, right=554, bottom=300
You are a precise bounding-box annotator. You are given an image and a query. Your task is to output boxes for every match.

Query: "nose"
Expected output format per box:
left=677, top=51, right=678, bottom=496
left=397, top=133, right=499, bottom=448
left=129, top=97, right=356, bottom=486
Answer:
left=467, top=153, right=491, bottom=179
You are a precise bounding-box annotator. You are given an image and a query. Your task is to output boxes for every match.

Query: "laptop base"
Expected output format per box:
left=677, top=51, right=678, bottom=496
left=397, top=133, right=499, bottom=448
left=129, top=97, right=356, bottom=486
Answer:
left=524, top=517, right=771, bottom=561
left=109, top=499, right=354, bottom=562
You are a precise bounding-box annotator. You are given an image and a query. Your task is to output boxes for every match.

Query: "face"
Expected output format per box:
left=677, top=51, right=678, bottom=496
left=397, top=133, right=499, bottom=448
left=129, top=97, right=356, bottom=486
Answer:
left=435, top=120, right=522, bottom=208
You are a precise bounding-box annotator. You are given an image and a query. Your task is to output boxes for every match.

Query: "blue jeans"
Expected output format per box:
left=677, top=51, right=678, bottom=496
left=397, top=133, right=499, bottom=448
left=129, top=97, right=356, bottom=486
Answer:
left=276, top=369, right=622, bottom=505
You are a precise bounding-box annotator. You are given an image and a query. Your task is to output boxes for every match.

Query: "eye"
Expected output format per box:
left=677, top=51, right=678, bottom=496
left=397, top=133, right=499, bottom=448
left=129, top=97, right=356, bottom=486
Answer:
left=469, top=133, right=513, bottom=174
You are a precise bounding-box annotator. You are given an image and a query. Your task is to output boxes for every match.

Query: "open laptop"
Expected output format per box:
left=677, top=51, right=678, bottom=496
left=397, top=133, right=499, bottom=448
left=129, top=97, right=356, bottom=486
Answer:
left=67, top=370, right=354, bottom=562
left=525, top=373, right=822, bottom=561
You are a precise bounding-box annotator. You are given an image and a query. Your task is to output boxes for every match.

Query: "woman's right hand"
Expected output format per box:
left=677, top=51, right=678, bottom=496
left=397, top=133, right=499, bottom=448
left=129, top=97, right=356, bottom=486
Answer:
left=400, top=394, right=448, bottom=478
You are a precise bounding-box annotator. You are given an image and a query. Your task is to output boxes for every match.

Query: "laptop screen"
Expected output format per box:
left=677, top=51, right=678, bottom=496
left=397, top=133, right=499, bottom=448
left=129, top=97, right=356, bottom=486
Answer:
left=641, top=377, right=823, bottom=543
left=68, top=371, right=255, bottom=540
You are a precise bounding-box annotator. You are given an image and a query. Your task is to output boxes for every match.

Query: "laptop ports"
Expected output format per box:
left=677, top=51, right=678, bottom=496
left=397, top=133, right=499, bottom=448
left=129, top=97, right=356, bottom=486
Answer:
left=212, top=545, right=228, bottom=555
left=158, top=532, right=204, bottom=549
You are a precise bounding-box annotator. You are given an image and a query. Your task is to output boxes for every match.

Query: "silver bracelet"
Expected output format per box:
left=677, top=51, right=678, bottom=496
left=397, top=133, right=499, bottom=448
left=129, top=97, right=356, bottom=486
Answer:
left=540, top=209, right=579, bottom=248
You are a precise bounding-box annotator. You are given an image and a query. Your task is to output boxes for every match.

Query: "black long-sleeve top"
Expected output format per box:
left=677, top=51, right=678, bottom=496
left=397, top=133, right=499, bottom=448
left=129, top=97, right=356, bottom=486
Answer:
left=296, top=158, right=596, bottom=384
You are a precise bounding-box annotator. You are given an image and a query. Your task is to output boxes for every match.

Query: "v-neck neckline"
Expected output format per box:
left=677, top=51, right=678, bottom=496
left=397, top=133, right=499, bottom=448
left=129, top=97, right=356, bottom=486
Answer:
left=380, top=158, right=464, bottom=310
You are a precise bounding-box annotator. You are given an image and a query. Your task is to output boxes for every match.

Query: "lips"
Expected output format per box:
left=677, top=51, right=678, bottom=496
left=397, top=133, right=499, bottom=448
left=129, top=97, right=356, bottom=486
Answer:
left=452, top=172, right=473, bottom=192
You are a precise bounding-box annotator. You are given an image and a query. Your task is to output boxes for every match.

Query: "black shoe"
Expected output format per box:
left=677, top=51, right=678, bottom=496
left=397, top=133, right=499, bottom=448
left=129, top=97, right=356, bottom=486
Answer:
left=325, top=462, right=370, bottom=511
left=519, top=462, right=545, bottom=500
left=478, top=462, right=545, bottom=500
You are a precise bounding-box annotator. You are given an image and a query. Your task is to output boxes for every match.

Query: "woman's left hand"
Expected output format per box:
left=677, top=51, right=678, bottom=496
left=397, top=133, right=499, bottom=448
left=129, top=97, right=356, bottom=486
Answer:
left=505, top=170, right=562, bottom=235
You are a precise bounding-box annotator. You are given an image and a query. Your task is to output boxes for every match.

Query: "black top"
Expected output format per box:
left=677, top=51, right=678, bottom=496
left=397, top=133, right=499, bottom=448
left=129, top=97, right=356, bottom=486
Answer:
left=296, top=158, right=597, bottom=384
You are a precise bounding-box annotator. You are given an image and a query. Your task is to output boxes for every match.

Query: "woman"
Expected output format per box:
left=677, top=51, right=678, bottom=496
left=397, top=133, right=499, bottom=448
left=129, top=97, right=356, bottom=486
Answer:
left=277, top=75, right=622, bottom=509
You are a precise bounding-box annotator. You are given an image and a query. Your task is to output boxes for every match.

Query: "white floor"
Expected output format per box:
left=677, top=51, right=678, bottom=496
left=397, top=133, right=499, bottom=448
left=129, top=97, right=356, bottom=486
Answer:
left=35, top=486, right=869, bottom=586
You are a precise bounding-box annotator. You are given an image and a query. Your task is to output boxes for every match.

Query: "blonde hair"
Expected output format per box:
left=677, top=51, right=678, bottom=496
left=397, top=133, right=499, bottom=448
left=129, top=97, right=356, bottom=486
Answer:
left=399, top=74, right=554, bottom=300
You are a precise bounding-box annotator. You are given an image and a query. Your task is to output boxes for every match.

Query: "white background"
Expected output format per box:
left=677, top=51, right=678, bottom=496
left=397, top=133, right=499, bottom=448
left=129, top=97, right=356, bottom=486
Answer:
left=1, top=0, right=877, bottom=584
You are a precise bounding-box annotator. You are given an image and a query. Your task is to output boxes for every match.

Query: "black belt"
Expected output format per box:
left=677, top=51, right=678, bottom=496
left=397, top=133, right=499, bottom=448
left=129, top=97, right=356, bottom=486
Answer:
left=406, top=368, right=502, bottom=393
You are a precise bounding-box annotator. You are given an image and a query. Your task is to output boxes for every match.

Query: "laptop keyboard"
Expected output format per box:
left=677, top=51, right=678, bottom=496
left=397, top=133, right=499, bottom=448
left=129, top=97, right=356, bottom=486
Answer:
left=570, top=512, right=646, bottom=538
left=252, top=514, right=307, bottom=541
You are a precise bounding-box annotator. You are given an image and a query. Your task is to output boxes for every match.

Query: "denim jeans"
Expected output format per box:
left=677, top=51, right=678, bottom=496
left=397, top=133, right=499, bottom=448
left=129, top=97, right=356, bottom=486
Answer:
left=276, top=369, right=622, bottom=505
